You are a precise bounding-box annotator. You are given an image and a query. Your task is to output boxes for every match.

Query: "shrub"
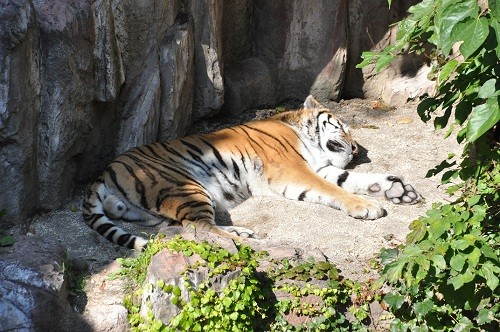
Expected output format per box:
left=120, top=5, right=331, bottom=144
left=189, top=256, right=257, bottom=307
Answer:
left=358, top=0, right=500, bottom=330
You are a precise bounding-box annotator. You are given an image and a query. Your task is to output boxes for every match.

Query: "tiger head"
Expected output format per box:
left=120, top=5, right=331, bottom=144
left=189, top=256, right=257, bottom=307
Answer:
left=279, top=95, right=358, bottom=169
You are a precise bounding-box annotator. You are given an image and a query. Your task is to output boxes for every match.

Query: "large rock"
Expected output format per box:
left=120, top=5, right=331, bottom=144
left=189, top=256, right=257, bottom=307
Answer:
left=0, top=0, right=40, bottom=224
left=223, top=0, right=349, bottom=115
left=34, top=0, right=95, bottom=210
left=223, top=57, right=274, bottom=115
left=254, top=0, right=348, bottom=103
left=158, top=13, right=195, bottom=141
left=343, top=0, right=432, bottom=104
left=140, top=227, right=327, bottom=326
left=82, top=261, right=131, bottom=332
left=114, top=0, right=180, bottom=153
left=0, top=0, right=195, bottom=221
left=0, top=236, right=89, bottom=331
left=189, top=0, right=224, bottom=119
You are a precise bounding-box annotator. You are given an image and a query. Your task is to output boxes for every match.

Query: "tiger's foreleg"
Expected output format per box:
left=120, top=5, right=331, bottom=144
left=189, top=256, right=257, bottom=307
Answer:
left=316, top=166, right=421, bottom=204
left=269, top=170, right=385, bottom=219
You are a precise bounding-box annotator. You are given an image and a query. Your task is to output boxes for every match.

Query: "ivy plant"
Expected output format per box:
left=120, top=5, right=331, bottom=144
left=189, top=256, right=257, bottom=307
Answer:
left=116, top=235, right=373, bottom=331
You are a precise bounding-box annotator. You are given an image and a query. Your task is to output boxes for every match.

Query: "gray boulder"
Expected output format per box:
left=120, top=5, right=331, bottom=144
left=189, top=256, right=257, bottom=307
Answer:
left=0, top=236, right=88, bottom=331
left=189, top=0, right=225, bottom=119
left=0, top=0, right=40, bottom=224
left=253, top=0, right=348, bottom=103
left=158, top=13, right=195, bottom=141
left=343, top=0, right=431, bottom=104
left=223, top=0, right=349, bottom=115
left=223, top=57, right=275, bottom=115
left=141, top=227, right=328, bottom=326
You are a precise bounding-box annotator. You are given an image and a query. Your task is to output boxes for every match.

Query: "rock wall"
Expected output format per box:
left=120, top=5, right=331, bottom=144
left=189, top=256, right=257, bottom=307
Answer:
left=0, top=0, right=429, bottom=222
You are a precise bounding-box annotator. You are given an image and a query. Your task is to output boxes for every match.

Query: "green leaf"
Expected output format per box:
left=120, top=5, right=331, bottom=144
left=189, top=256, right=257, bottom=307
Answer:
left=481, top=243, right=498, bottom=260
left=478, top=79, right=498, bottom=99
left=451, top=17, right=489, bottom=59
left=406, top=219, right=427, bottom=244
left=466, top=97, right=500, bottom=142
left=384, top=261, right=405, bottom=283
left=449, top=270, right=475, bottom=290
left=435, top=241, right=450, bottom=256
left=451, top=239, right=472, bottom=251
left=172, top=285, right=181, bottom=297
left=435, top=0, right=479, bottom=55
left=0, top=236, right=15, bottom=247
left=356, top=52, right=377, bottom=69
left=426, top=159, right=456, bottom=178
left=222, top=297, right=232, bottom=308
left=467, top=194, right=481, bottom=206
left=413, top=298, right=433, bottom=318
left=480, top=262, right=499, bottom=291
left=467, top=247, right=481, bottom=268
left=438, top=59, right=459, bottom=85
left=450, top=254, right=466, bottom=272
left=408, top=0, right=434, bottom=18
left=396, top=18, right=417, bottom=40
left=432, top=255, right=447, bottom=271
left=428, top=219, right=451, bottom=240
left=380, top=248, right=399, bottom=266
left=491, top=19, right=500, bottom=57
left=417, top=97, right=441, bottom=122
left=477, top=308, right=495, bottom=325
left=490, top=0, right=500, bottom=20
left=375, top=53, right=395, bottom=72
left=414, top=256, right=430, bottom=283
left=383, top=292, right=405, bottom=310
left=455, top=316, right=474, bottom=331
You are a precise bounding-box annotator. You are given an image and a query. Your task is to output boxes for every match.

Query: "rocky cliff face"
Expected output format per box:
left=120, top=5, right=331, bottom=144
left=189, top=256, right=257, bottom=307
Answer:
left=0, top=0, right=427, bottom=222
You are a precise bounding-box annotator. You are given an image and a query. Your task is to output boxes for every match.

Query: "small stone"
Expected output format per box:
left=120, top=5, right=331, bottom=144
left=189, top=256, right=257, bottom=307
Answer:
left=383, top=234, right=394, bottom=241
left=71, top=257, right=89, bottom=274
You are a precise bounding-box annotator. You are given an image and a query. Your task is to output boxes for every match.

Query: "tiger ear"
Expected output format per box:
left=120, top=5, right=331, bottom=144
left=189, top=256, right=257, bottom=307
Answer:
left=303, top=95, right=324, bottom=109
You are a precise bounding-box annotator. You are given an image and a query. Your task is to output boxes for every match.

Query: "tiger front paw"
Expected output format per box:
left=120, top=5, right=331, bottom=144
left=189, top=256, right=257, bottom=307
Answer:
left=369, top=175, right=420, bottom=205
left=344, top=198, right=385, bottom=220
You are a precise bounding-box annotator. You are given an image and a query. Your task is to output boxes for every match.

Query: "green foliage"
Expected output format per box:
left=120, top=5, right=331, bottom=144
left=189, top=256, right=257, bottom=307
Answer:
left=378, top=189, right=499, bottom=330
left=0, top=209, right=15, bottom=247
left=358, top=0, right=500, bottom=145
left=268, top=257, right=370, bottom=331
left=375, top=152, right=500, bottom=331
left=69, top=272, right=88, bottom=294
left=118, top=236, right=373, bottom=331
left=359, top=0, right=500, bottom=330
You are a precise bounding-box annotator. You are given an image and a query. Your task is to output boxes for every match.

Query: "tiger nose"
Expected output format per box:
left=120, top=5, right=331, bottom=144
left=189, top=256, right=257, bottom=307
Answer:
left=352, top=143, right=359, bottom=156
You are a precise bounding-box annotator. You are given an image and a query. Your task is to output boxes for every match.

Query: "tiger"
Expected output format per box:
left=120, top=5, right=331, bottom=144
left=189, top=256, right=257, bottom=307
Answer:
left=82, top=95, right=420, bottom=251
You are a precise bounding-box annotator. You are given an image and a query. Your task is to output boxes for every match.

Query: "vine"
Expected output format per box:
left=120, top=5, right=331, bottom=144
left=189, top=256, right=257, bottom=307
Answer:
left=116, top=236, right=373, bottom=331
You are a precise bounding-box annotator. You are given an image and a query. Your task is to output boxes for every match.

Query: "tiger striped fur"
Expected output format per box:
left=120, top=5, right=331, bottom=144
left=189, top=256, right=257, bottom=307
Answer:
left=82, top=96, right=420, bottom=250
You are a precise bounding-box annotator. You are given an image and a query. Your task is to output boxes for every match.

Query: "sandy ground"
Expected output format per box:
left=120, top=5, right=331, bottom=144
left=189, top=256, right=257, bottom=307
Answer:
left=28, top=99, right=462, bottom=282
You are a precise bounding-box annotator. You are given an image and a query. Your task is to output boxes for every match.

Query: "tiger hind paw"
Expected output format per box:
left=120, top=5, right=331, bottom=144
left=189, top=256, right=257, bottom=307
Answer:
left=103, top=195, right=127, bottom=219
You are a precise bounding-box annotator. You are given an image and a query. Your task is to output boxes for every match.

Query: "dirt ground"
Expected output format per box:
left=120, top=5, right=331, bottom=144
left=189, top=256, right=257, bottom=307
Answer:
left=28, top=98, right=461, bottom=282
